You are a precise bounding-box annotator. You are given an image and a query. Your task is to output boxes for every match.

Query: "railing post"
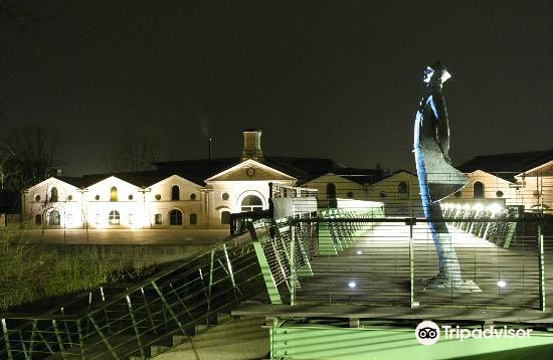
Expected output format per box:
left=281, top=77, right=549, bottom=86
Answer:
left=76, top=320, right=86, bottom=360
left=248, top=221, right=283, bottom=304
left=2, top=318, right=13, bottom=360
left=89, top=316, right=119, bottom=360
left=223, top=243, right=243, bottom=298
left=538, top=220, right=546, bottom=311
left=28, top=320, right=37, bottom=360
left=407, top=218, right=416, bottom=308
left=52, top=320, right=66, bottom=360
left=151, top=281, right=187, bottom=335
left=139, top=287, right=158, bottom=335
left=126, top=295, right=146, bottom=359
left=290, top=223, right=297, bottom=306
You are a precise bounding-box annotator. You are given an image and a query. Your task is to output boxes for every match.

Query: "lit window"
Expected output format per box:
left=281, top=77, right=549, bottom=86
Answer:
left=326, top=183, right=336, bottom=199
left=241, top=195, right=263, bottom=212
left=109, top=210, right=120, bottom=225
left=170, top=209, right=183, bottom=225
left=154, top=213, right=162, bottom=225
left=50, top=187, right=58, bottom=202
left=221, top=211, right=231, bottom=225
left=474, top=182, right=484, bottom=198
left=110, top=187, right=118, bottom=202
left=171, top=185, right=180, bottom=201
left=398, top=182, right=409, bottom=198
left=49, top=210, right=60, bottom=225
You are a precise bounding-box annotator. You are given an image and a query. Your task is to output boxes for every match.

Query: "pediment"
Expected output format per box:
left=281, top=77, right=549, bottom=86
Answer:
left=205, top=159, right=296, bottom=182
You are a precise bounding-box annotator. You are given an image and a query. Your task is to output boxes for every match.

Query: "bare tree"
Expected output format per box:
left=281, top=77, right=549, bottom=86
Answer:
left=107, top=125, right=167, bottom=172
left=1, top=123, right=63, bottom=193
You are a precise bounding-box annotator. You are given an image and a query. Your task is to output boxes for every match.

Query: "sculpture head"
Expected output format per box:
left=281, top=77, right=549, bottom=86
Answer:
left=423, top=61, right=451, bottom=87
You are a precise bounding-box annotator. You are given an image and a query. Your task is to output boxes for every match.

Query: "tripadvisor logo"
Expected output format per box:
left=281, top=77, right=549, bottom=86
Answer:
left=416, top=321, right=440, bottom=345
left=415, top=320, right=533, bottom=346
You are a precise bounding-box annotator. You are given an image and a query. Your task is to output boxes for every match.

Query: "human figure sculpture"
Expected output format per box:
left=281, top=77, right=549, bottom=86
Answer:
left=414, top=61, right=469, bottom=288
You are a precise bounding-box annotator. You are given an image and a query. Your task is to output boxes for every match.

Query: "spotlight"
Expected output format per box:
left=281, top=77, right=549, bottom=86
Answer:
left=356, top=250, right=362, bottom=255
left=348, top=281, right=357, bottom=289
left=497, top=280, right=506, bottom=288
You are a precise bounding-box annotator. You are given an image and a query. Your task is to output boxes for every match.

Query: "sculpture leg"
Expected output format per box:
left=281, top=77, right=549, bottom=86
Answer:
left=416, top=149, right=463, bottom=288
left=426, top=201, right=462, bottom=288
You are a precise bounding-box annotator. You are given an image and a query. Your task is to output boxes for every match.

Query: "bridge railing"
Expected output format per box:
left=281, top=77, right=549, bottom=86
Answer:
left=0, top=233, right=263, bottom=360
left=248, top=214, right=551, bottom=312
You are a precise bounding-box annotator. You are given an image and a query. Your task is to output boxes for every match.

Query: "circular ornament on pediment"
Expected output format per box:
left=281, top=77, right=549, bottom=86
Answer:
left=245, top=167, right=256, bottom=177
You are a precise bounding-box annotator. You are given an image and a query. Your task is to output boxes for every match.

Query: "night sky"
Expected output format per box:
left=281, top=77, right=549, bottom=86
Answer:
left=2, top=1, right=553, bottom=176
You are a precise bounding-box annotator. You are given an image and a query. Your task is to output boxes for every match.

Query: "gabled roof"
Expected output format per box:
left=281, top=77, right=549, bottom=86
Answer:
left=457, top=149, right=553, bottom=180
left=26, top=177, right=80, bottom=192
left=154, top=156, right=382, bottom=185
left=205, top=159, right=296, bottom=182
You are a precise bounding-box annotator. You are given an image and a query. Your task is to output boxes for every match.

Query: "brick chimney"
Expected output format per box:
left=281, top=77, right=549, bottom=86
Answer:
left=241, top=129, right=264, bottom=161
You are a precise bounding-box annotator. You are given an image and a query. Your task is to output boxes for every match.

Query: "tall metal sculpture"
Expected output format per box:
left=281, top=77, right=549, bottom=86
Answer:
left=414, top=61, right=469, bottom=288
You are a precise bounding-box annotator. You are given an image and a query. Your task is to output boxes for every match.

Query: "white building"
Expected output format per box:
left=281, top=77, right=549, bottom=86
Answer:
left=22, top=130, right=371, bottom=229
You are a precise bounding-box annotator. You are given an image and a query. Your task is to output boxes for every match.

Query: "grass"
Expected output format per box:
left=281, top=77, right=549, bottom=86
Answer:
left=0, top=226, right=160, bottom=311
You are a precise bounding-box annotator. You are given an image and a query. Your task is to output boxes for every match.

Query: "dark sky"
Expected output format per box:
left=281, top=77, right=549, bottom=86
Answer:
left=2, top=1, right=553, bottom=176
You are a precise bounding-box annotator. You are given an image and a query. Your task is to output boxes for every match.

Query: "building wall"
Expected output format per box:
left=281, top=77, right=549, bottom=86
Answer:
left=303, top=173, right=367, bottom=208
left=445, top=170, right=521, bottom=207
left=365, top=171, right=421, bottom=216
left=147, top=175, right=204, bottom=228
left=23, top=178, right=83, bottom=228
left=207, top=180, right=294, bottom=228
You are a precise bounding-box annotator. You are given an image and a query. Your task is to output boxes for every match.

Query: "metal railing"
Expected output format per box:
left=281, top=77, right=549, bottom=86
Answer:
left=248, top=213, right=551, bottom=312
left=1, top=233, right=263, bottom=360
left=2, top=210, right=552, bottom=359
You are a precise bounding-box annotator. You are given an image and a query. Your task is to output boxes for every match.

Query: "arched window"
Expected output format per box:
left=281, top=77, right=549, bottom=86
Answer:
left=170, top=209, right=183, bottom=225
left=190, top=213, right=197, bottom=225
left=241, top=195, right=263, bottom=212
left=49, top=210, right=60, bottom=225
left=221, top=211, right=231, bottom=225
left=50, top=187, right=58, bottom=202
left=109, top=210, right=120, bottom=225
left=171, top=185, right=180, bottom=201
left=474, top=181, right=484, bottom=198
left=398, top=182, right=409, bottom=198
left=110, top=187, right=118, bottom=202
left=326, top=183, right=336, bottom=199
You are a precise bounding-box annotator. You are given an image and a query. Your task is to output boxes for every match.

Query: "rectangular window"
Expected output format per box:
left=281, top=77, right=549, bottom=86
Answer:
left=35, top=214, right=42, bottom=226
left=95, top=213, right=101, bottom=225
left=128, top=214, right=134, bottom=225
left=190, top=213, right=197, bottom=225
left=155, top=213, right=162, bottom=225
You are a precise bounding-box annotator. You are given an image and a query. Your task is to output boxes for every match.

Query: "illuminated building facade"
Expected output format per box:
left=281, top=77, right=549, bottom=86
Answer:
left=21, top=130, right=376, bottom=229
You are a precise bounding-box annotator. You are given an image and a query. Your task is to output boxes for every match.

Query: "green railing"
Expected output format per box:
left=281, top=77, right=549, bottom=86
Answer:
left=0, top=233, right=263, bottom=360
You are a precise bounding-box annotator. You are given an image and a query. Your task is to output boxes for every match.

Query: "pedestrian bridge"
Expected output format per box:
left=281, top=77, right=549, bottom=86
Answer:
left=1, top=207, right=553, bottom=359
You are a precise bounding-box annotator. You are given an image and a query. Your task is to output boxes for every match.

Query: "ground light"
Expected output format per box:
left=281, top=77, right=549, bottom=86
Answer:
left=348, top=281, right=357, bottom=289
left=497, top=280, right=507, bottom=288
